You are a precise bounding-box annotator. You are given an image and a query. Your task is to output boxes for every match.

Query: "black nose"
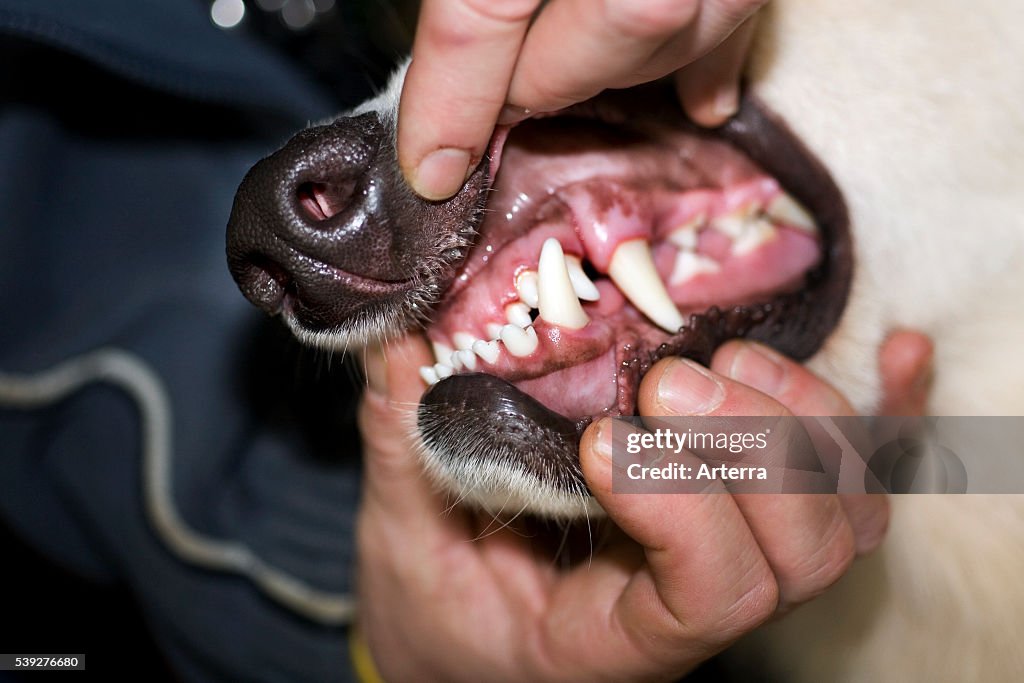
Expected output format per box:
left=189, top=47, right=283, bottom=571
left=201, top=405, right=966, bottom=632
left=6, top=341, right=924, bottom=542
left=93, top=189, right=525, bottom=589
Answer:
left=226, top=112, right=485, bottom=333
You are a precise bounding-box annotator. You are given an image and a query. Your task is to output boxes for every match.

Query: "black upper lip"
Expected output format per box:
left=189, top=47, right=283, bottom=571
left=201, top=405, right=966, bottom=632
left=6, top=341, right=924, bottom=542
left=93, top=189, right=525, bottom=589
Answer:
left=715, top=92, right=852, bottom=358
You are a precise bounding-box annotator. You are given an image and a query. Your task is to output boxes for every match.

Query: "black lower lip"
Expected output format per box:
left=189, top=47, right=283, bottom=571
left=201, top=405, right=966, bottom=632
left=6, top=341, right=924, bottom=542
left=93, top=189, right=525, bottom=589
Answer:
left=419, top=372, right=591, bottom=496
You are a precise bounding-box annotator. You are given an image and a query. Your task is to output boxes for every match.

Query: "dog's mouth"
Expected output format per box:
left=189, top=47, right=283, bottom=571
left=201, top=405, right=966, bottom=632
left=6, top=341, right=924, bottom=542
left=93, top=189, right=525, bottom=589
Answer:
left=416, top=85, right=851, bottom=517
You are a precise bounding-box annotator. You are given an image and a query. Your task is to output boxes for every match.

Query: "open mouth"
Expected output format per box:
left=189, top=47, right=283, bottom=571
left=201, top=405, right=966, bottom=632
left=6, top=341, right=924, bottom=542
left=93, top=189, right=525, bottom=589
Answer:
left=416, top=84, right=851, bottom=518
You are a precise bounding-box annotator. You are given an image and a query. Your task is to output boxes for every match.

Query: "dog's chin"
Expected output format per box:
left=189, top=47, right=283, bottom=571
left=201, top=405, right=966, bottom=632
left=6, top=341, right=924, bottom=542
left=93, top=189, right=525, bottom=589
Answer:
left=282, top=85, right=852, bottom=520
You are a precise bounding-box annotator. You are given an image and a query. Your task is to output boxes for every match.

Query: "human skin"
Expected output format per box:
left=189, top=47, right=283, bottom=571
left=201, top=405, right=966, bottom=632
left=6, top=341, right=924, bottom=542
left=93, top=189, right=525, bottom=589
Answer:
left=355, top=332, right=931, bottom=681
left=398, top=0, right=768, bottom=200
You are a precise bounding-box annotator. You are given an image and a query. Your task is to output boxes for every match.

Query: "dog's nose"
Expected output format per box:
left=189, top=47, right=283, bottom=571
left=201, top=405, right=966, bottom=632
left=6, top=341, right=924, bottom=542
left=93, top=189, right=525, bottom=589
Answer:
left=226, top=112, right=482, bottom=331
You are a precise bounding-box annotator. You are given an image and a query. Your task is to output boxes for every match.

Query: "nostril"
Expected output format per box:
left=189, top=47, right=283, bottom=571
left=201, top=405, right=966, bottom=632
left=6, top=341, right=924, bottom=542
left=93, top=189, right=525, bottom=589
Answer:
left=236, top=254, right=291, bottom=316
left=296, top=179, right=356, bottom=224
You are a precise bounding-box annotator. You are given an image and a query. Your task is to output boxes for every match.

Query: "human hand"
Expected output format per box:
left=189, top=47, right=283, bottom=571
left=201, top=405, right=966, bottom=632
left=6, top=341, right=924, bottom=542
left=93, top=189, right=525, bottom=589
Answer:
left=354, top=331, right=930, bottom=681
left=398, top=0, right=767, bottom=200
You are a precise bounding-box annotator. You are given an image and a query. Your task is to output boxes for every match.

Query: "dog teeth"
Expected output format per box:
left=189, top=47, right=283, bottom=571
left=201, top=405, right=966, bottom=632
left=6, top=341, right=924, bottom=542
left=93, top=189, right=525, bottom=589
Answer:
left=564, top=256, right=600, bottom=301
left=711, top=203, right=760, bottom=240
left=515, top=270, right=539, bottom=308
left=607, top=238, right=685, bottom=333
left=711, top=202, right=780, bottom=255
left=457, top=349, right=477, bottom=370
left=669, top=250, right=721, bottom=285
left=432, top=341, right=454, bottom=365
left=732, top=218, right=778, bottom=256
left=419, top=366, right=439, bottom=386
left=505, top=302, right=533, bottom=328
left=452, top=331, right=476, bottom=351
left=449, top=351, right=463, bottom=370
left=434, top=363, right=454, bottom=379
left=472, top=339, right=501, bottom=364
left=765, top=192, right=817, bottom=233
left=668, top=225, right=700, bottom=251
left=485, top=322, right=504, bottom=340
left=537, top=238, right=589, bottom=330
left=500, top=324, right=538, bottom=357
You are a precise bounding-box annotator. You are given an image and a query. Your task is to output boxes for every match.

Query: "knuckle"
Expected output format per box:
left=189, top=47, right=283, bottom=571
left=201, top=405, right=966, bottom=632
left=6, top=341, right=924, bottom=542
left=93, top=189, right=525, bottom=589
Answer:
left=512, top=71, right=590, bottom=113
left=782, top=529, right=857, bottom=604
left=420, top=0, right=538, bottom=49
left=455, top=0, right=542, bottom=28
left=719, top=0, right=769, bottom=20
left=717, top=566, right=779, bottom=636
left=605, top=0, right=701, bottom=38
left=852, top=498, right=892, bottom=554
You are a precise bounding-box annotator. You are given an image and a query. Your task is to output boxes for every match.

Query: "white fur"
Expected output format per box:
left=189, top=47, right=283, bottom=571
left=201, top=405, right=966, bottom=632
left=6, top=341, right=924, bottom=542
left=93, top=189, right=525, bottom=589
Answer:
left=322, top=5, right=1024, bottom=676
left=743, top=2, right=1024, bottom=680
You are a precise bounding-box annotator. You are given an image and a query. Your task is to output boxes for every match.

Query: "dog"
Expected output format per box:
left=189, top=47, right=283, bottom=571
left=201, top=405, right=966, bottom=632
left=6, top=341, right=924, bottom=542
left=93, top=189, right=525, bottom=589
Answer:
left=225, top=0, right=1024, bottom=679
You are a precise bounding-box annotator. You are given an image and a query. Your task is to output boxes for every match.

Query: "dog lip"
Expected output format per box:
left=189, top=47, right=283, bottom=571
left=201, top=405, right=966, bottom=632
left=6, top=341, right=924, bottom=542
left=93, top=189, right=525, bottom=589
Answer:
left=717, top=92, right=853, bottom=357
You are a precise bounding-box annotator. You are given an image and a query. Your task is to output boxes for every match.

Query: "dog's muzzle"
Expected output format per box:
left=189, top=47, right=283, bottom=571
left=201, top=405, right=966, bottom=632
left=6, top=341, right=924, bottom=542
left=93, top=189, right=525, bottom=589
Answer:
left=226, top=112, right=487, bottom=340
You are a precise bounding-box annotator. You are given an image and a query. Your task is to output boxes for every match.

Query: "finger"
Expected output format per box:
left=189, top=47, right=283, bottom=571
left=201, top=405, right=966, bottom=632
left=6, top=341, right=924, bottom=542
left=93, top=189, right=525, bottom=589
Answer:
left=838, top=494, right=890, bottom=555
left=675, top=13, right=759, bottom=126
left=507, top=0, right=708, bottom=113
left=358, top=335, right=460, bottom=525
left=714, top=342, right=894, bottom=556
left=878, top=330, right=934, bottom=416
left=637, top=357, right=859, bottom=608
left=398, top=0, right=541, bottom=200
left=573, top=417, right=779, bottom=672
left=711, top=340, right=855, bottom=416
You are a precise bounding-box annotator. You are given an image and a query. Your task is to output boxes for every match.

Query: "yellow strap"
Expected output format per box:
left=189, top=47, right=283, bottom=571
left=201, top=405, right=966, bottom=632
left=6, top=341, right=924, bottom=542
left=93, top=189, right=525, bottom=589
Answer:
left=349, top=626, right=386, bottom=683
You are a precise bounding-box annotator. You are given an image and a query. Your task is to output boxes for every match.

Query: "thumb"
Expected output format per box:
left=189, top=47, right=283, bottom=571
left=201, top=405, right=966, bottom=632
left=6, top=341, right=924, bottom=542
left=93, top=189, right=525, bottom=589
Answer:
left=358, top=334, right=447, bottom=521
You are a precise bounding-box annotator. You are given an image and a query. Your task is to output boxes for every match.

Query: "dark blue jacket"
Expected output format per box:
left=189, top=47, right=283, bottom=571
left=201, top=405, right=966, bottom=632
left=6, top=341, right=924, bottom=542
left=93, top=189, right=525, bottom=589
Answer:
left=0, top=2, right=368, bottom=680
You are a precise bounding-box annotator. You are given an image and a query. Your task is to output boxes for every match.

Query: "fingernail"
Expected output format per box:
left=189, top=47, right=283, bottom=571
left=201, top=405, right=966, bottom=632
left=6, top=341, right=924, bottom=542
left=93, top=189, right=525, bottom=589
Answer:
left=729, top=343, right=787, bottom=395
left=712, top=84, right=739, bottom=120
left=657, top=359, right=725, bottom=414
left=498, top=105, right=531, bottom=126
left=592, top=419, right=614, bottom=463
left=412, top=148, right=472, bottom=200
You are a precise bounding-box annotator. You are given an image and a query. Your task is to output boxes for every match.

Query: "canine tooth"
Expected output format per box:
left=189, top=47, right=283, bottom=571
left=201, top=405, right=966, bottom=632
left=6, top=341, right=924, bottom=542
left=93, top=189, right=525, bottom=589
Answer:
left=432, top=341, right=454, bottom=365
left=500, top=324, right=538, bottom=357
left=766, top=193, right=817, bottom=233
left=515, top=270, right=539, bottom=308
left=434, top=363, right=454, bottom=379
left=472, top=339, right=501, bottom=364
left=452, top=331, right=476, bottom=351
left=537, top=238, right=589, bottom=329
left=505, top=302, right=533, bottom=328
left=485, top=322, right=504, bottom=340
left=669, top=251, right=721, bottom=285
left=564, top=256, right=601, bottom=301
left=732, top=218, right=778, bottom=256
left=457, top=349, right=477, bottom=370
left=608, top=239, right=685, bottom=333
left=419, top=366, right=439, bottom=385
left=449, top=351, right=463, bottom=370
